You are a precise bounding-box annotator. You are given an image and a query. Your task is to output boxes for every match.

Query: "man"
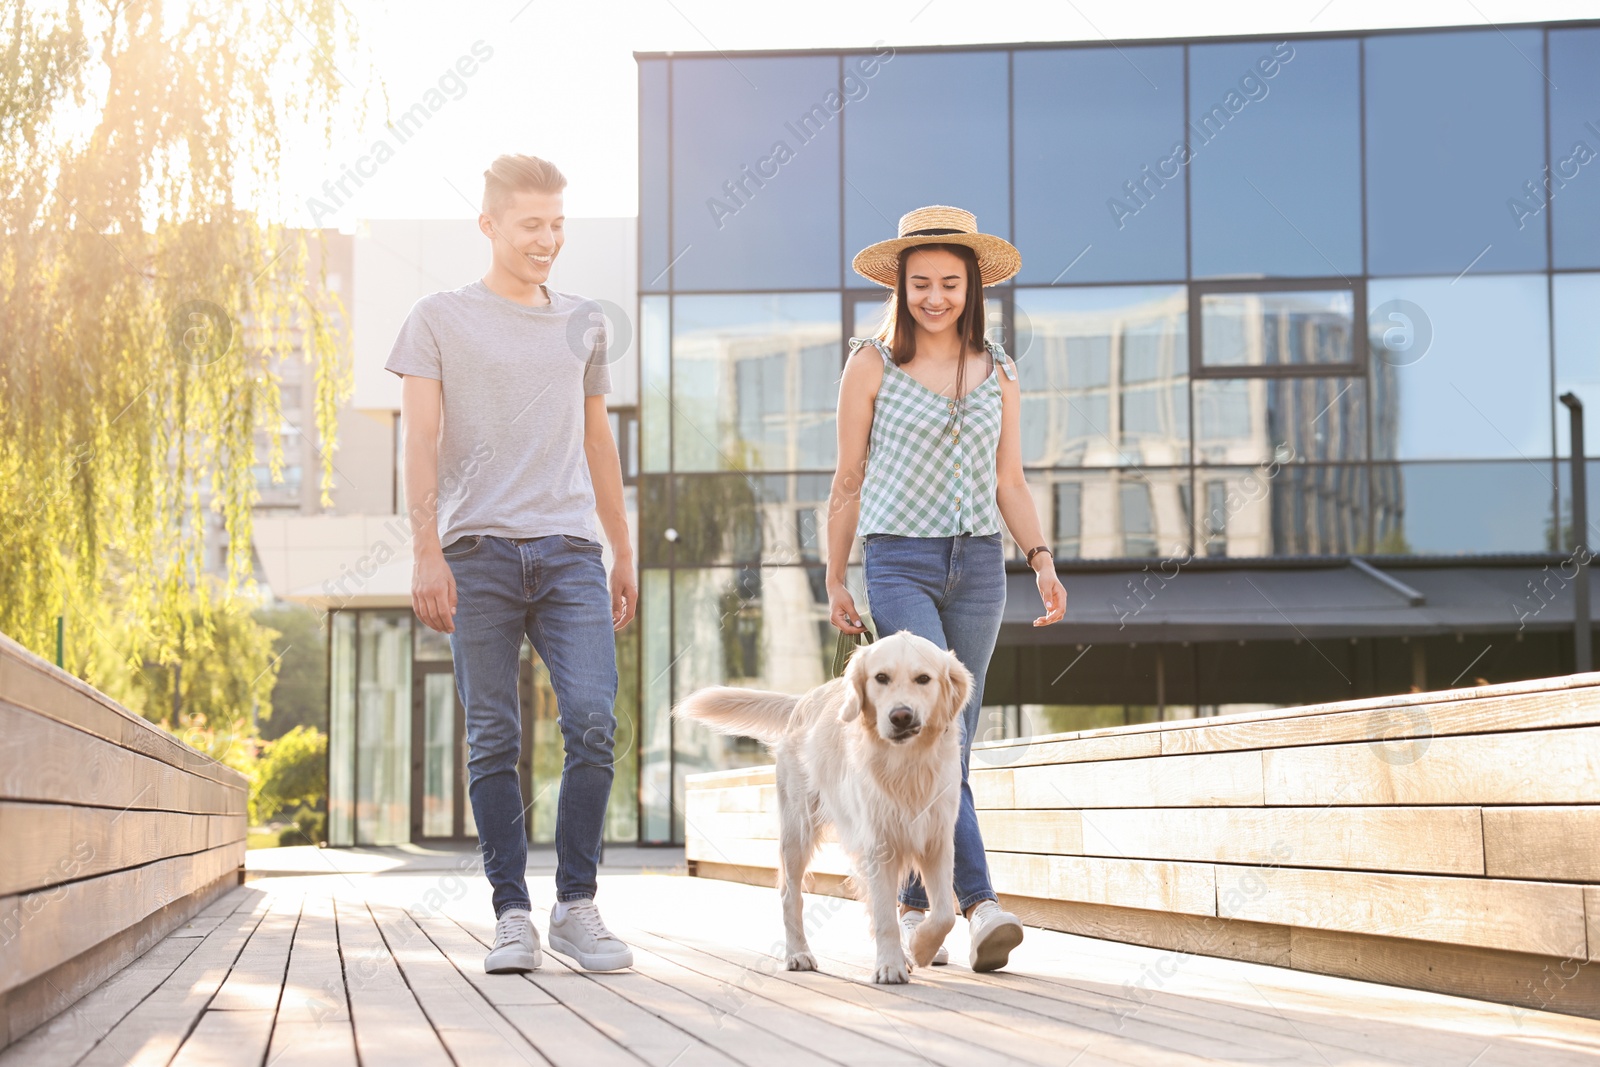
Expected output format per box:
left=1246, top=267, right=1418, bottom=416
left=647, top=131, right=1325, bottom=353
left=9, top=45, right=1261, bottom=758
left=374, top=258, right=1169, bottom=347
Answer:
left=385, top=154, right=636, bottom=974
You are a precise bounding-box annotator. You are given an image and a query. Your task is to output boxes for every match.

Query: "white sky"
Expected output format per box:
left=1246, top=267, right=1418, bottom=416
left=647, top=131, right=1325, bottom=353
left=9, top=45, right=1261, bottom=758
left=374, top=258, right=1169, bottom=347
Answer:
left=275, top=0, right=1596, bottom=228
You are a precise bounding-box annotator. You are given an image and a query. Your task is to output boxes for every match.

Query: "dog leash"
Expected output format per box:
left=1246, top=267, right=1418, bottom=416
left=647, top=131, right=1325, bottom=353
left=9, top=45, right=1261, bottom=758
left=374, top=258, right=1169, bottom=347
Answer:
left=831, top=622, right=876, bottom=679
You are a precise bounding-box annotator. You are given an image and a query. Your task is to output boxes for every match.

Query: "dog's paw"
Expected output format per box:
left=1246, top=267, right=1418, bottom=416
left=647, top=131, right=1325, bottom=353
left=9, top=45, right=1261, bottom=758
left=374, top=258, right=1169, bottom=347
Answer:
left=872, top=961, right=910, bottom=984
left=785, top=951, right=817, bottom=971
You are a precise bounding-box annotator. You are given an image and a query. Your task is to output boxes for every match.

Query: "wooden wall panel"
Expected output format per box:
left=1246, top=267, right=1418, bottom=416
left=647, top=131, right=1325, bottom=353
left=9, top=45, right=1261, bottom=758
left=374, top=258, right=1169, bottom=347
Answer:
left=1483, top=807, right=1600, bottom=881
left=1012, top=750, right=1263, bottom=809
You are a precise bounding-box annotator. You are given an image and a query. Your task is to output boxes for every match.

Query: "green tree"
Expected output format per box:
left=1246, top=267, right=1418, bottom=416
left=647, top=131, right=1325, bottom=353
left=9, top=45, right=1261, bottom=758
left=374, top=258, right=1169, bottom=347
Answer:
left=0, top=1, right=360, bottom=712
left=252, top=724, right=327, bottom=824
left=255, top=602, right=327, bottom=739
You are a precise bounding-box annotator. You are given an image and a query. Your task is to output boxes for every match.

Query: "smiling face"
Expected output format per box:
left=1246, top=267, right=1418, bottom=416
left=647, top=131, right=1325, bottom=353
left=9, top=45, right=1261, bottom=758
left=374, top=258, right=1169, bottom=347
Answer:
left=480, top=188, right=565, bottom=287
left=841, top=632, right=973, bottom=746
left=902, top=247, right=968, bottom=338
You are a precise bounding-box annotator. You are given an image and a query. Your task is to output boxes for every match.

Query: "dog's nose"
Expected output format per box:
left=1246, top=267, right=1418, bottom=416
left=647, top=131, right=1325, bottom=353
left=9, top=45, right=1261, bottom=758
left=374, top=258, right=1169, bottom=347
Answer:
left=888, top=707, right=914, bottom=730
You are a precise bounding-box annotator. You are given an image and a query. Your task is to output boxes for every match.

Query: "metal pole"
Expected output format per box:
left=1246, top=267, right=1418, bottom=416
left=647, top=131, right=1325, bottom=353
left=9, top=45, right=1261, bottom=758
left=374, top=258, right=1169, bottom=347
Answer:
left=1560, top=393, right=1591, bottom=673
left=55, top=615, right=63, bottom=668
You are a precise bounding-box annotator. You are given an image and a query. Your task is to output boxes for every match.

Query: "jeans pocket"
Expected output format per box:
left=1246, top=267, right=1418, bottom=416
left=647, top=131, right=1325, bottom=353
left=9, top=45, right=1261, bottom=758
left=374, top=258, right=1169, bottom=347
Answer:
left=559, top=534, right=604, bottom=553
left=442, top=534, right=483, bottom=559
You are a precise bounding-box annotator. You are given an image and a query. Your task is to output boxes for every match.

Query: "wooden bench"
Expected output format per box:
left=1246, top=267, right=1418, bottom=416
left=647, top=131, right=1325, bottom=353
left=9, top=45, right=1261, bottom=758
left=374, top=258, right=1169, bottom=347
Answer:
left=0, top=632, right=248, bottom=1049
left=684, top=672, right=1600, bottom=1019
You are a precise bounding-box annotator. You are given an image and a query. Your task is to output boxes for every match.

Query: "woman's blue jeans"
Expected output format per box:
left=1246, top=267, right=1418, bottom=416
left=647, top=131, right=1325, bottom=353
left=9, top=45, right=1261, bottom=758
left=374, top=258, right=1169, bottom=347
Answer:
left=444, top=533, right=619, bottom=918
left=863, top=532, right=1005, bottom=913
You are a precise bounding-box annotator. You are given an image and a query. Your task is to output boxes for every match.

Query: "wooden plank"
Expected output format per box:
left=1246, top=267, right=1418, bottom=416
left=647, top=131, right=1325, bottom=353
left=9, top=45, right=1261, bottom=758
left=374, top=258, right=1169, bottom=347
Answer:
left=679, top=810, right=781, bottom=841
left=72, top=889, right=272, bottom=1067
left=973, top=729, right=1162, bottom=768
left=0, top=702, right=243, bottom=815
left=1588, top=887, right=1600, bottom=964
left=209, top=890, right=299, bottom=1010
left=1010, top=750, right=1263, bottom=809
left=496, top=1005, right=650, bottom=1067
left=275, top=895, right=348, bottom=1029
left=332, top=894, right=453, bottom=1067
left=1213, top=864, right=1588, bottom=957
left=1072, top=806, right=1485, bottom=875
left=987, top=852, right=1216, bottom=917
left=998, top=894, right=1293, bottom=969
left=0, top=841, right=244, bottom=990
left=408, top=915, right=556, bottom=1007
left=0, top=802, right=246, bottom=897
left=1484, top=807, right=1600, bottom=881
left=970, top=767, right=1014, bottom=809
left=976, top=810, right=1084, bottom=854
left=1263, top=725, right=1600, bottom=805
left=687, top=784, right=776, bottom=813
left=168, top=1008, right=274, bottom=1067
left=1164, top=686, right=1600, bottom=757
left=264, top=1022, right=358, bottom=1067
left=684, top=766, right=774, bottom=791
left=0, top=637, right=248, bottom=790
left=683, top=835, right=852, bottom=878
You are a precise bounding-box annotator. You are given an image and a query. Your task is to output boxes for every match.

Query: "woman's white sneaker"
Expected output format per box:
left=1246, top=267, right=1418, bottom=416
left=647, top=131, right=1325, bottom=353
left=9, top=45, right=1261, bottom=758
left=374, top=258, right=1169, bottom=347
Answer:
left=484, top=908, right=542, bottom=973
left=899, top=908, right=949, bottom=965
left=967, top=900, right=1023, bottom=972
left=548, top=899, right=634, bottom=971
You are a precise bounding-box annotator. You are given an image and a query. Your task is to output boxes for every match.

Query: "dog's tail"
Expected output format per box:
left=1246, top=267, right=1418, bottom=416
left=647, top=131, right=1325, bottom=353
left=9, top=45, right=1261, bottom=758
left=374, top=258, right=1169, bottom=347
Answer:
left=672, top=687, right=798, bottom=743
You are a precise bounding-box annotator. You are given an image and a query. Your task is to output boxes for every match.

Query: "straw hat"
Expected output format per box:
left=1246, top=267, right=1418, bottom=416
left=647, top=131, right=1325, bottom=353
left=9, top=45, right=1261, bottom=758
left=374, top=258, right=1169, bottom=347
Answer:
left=852, top=205, right=1021, bottom=288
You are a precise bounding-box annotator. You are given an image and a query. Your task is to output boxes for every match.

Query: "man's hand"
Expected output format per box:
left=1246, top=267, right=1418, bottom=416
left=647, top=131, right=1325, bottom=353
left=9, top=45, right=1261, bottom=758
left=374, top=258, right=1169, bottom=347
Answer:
left=610, top=554, right=638, bottom=631
left=413, top=547, right=458, bottom=633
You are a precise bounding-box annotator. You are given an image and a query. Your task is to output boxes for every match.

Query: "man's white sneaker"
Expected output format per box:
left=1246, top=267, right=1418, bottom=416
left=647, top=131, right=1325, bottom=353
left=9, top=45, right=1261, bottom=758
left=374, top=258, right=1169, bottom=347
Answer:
left=547, top=899, right=634, bottom=971
left=899, top=909, right=949, bottom=965
left=967, top=899, right=1023, bottom=972
left=484, top=909, right=542, bottom=974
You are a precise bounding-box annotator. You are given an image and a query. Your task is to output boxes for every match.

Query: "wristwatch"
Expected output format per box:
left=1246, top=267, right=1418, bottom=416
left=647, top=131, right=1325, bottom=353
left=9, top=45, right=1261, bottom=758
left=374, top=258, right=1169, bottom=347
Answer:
left=1026, top=545, right=1053, bottom=567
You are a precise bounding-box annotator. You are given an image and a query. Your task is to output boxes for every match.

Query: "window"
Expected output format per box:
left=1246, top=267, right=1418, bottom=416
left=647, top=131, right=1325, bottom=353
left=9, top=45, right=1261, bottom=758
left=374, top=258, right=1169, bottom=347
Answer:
left=1195, top=284, right=1359, bottom=373
left=843, top=51, right=1009, bottom=283
left=1188, top=39, right=1361, bottom=279
left=639, top=58, right=671, bottom=290
left=1014, top=46, right=1186, bottom=284
left=1053, top=481, right=1083, bottom=558
left=1367, top=275, right=1550, bottom=460
left=671, top=293, right=841, bottom=471
left=1549, top=29, right=1600, bottom=270
left=1365, top=30, right=1548, bottom=275
left=1555, top=274, right=1600, bottom=457
left=640, top=296, right=670, bottom=472
left=671, top=56, right=841, bottom=291
left=1373, top=462, right=1555, bottom=554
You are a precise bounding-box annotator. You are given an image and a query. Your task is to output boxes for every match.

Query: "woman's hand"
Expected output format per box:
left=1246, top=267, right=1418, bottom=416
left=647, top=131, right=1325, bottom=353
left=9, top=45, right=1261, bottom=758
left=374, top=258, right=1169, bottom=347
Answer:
left=828, top=579, right=868, bottom=634
left=1033, top=557, right=1066, bottom=626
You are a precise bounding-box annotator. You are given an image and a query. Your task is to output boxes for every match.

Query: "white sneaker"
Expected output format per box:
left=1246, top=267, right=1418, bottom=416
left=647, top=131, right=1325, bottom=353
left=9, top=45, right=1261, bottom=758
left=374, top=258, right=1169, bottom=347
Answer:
left=484, top=909, right=541, bottom=974
left=967, top=900, right=1023, bottom=972
left=547, top=899, right=634, bottom=971
left=899, top=909, right=949, bottom=965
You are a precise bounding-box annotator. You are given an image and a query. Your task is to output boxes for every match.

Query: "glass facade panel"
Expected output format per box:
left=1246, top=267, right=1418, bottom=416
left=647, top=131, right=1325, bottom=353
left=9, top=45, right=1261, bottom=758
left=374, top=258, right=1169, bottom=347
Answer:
left=1365, top=30, right=1548, bottom=275
left=1014, top=286, right=1188, bottom=466
left=669, top=473, right=837, bottom=569
left=1199, top=289, right=1355, bottom=368
left=1550, top=30, right=1600, bottom=269
left=1014, top=46, right=1186, bottom=284
left=1027, top=469, right=1190, bottom=559
left=355, top=612, right=411, bottom=846
left=640, top=295, right=670, bottom=472
left=844, top=51, right=1009, bottom=281
left=672, top=293, right=841, bottom=471
left=1555, top=274, right=1600, bottom=457
left=1373, top=462, right=1556, bottom=554
left=1194, top=377, right=1366, bottom=465
left=640, top=570, right=672, bottom=842
left=639, top=58, right=671, bottom=290
left=327, top=612, right=356, bottom=847
left=1368, top=275, right=1550, bottom=460
left=1195, top=465, right=1369, bottom=557
left=671, top=56, right=841, bottom=291
left=420, top=672, right=454, bottom=837
left=1189, top=39, right=1361, bottom=278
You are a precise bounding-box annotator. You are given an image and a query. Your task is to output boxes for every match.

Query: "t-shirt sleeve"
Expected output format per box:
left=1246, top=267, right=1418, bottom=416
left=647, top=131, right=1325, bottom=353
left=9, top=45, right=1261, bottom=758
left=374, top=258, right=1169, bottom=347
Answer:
left=583, top=316, right=612, bottom=397
left=384, top=301, right=442, bottom=380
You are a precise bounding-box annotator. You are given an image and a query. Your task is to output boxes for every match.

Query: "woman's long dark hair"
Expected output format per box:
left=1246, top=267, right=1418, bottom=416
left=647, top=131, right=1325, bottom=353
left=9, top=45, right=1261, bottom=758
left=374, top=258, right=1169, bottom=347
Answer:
left=880, top=242, right=987, bottom=368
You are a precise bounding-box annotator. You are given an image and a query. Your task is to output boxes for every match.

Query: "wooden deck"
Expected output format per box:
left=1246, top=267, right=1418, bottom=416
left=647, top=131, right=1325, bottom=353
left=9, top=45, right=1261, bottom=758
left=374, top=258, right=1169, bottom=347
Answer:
left=5, top=849, right=1600, bottom=1066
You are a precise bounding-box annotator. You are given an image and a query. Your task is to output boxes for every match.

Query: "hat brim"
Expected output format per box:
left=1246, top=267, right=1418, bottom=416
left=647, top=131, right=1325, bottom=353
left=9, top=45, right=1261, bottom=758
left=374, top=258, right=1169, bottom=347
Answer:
left=851, top=232, right=1021, bottom=288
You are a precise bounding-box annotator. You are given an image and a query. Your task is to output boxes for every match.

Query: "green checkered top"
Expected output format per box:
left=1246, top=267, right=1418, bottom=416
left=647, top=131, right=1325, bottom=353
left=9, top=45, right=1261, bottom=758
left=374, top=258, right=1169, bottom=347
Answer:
left=851, top=336, right=1017, bottom=538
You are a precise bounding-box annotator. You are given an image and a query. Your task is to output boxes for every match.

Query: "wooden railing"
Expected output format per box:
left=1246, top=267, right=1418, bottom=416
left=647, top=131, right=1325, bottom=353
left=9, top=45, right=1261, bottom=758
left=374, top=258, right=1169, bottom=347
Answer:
left=0, top=632, right=248, bottom=1048
left=684, top=673, right=1600, bottom=1019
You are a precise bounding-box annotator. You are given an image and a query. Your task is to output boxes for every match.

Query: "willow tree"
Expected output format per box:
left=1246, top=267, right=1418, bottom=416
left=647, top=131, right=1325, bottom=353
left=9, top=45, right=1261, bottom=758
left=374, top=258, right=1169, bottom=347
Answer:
left=0, top=0, right=361, bottom=752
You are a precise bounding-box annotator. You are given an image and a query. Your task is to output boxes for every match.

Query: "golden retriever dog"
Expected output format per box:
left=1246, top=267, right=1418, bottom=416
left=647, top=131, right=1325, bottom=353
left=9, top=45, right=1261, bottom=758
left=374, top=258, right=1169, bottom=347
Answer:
left=673, top=631, right=973, bottom=984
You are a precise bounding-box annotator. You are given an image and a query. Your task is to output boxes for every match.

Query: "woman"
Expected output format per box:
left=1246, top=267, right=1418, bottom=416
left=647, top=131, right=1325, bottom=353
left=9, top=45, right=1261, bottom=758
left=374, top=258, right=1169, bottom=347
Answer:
left=826, top=205, right=1067, bottom=972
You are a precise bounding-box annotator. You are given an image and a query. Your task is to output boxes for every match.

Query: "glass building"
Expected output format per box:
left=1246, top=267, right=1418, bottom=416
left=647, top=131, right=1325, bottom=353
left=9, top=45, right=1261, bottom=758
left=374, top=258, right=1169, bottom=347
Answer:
left=634, top=22, right=1600, bottom=842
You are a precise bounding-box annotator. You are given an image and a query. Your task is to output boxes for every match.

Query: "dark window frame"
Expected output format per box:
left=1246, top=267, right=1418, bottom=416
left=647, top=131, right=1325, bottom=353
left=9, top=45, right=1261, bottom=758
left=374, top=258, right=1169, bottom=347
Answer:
left=1188, top=276, right=1366, bottom=380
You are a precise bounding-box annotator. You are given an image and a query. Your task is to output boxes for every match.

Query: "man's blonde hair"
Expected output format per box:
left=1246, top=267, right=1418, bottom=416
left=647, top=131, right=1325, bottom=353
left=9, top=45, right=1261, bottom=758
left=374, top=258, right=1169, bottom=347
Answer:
left=482, top=154, right=566, bottom=215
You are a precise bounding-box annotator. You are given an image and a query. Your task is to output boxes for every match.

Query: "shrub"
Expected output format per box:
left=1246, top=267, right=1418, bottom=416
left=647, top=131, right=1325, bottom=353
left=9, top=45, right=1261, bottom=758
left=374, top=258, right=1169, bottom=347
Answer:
left=252, top=725, right=327, bottom=825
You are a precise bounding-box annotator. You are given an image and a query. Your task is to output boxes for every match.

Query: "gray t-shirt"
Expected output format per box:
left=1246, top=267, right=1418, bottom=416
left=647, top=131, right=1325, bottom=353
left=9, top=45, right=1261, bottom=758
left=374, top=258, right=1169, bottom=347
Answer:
left=384, top=281, right=611, bottom=544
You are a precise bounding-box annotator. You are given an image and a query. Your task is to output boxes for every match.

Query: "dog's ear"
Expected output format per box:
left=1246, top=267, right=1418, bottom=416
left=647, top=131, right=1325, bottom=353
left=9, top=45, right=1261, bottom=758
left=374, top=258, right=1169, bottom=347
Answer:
left=939, top=650, right=975, bottom=725
left=840, top=646, right=872, bottom=723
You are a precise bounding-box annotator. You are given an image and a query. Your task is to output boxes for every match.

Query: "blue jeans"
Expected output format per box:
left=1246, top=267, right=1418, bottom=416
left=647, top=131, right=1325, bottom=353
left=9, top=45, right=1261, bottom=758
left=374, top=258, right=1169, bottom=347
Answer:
left=444, top=533, right=618, bottom=916
left=863, top=532, right=1005, bottom=913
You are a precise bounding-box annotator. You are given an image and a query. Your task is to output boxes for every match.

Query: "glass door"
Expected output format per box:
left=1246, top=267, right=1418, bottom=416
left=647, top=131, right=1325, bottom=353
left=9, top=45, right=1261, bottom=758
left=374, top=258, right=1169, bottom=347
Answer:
left=413, top=663, right=471, bottom=840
